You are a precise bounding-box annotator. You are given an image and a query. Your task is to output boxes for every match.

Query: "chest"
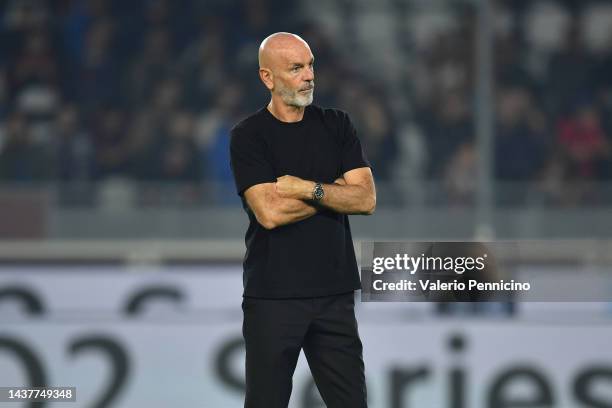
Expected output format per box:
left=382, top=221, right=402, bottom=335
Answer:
left=265, top=125, right=342, bottom=183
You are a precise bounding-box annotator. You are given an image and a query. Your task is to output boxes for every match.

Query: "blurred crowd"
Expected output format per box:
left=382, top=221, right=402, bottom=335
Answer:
left=408, top=0, right=612, bottom=205
left=1, top=0, right=612, bottom=206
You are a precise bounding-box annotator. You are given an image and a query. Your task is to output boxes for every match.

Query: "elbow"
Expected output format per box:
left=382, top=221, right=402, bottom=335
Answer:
left=363, top=195, right=376, bottom=215
left=257, top=210, right=279, bottom=230
left=260, top=220, right=277, bottom=230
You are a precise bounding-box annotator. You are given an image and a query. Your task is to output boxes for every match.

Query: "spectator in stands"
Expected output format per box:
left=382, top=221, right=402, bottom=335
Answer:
left=200, top=84, right=245, bottom=204
left=557, top=102, right=611, bottom=179
left=444, top=142, right=477, bottom=205
left=151, top=77, right=183, bottom=119
left=91, top=107, right=129, bottom=179
left=125, top=27, right=174, bottom=105
left=421, top=91, right=474, bottom=179
left=545, top=24, right=597, bottom=116
left=60, top=0, right=112, bottom=65
left=158, top=110, right=202, bottom=184
left=51, top=104, right=93, bottom=182
left=74, top=19, right=120, bottom=112
left=495, top=86, right=548, bottom=181
left=0, top=111, right=49, bottom=181
left=179, top=19, right=228, bottom=109
left=357, top=91, right=398, bottom=181
left=126, top=109, right=161, bottom=181
left=11, top=30, right=57, bottom=93
left=1, top=0, right=50, bottom=63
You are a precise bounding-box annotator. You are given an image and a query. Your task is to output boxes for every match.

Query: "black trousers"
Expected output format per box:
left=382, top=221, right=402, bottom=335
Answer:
left=242, top=290, right=368, bottom=408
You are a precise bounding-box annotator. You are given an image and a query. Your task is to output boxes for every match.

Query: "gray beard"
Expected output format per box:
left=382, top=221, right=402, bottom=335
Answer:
left=279, top=87, right=314, bottom=107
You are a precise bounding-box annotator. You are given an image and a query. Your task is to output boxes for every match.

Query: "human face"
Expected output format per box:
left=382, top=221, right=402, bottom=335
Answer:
left=274, top=48, right=315, bottom=108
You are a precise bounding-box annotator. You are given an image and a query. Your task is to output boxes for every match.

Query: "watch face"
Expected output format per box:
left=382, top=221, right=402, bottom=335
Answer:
left=314, top=184, right=324, bottom=200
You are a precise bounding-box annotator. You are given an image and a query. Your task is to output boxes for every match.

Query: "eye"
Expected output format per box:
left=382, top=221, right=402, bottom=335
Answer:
left=292, top=66, right=300, bottom=72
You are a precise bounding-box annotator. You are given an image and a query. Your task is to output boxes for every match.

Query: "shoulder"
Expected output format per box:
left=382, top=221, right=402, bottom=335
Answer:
left=308, top=104, right=352, bottom=124
left=230, top=108, right=267, bottom=145
left=231, top=108, right=266, bottom=135
left=309, top=105, right=356, bottom=142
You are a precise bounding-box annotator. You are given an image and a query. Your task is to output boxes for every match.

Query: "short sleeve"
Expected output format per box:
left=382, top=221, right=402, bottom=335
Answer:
left=229, top=125, right=277, bottom=196
left=340, top=112, right=371, bottom=174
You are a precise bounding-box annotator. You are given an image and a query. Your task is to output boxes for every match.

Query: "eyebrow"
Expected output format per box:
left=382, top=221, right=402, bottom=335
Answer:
left=289, top=58, right=315, bottom=68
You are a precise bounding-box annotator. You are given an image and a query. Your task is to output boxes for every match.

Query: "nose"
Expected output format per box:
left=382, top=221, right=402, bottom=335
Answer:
left=303, top=65, right=314, bottom=81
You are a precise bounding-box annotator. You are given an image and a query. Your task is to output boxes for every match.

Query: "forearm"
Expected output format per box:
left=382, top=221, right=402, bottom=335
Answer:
left=316, top=182, right=376, bottom=215
left=268, top=196, right=317, bottom=227
left=274, top=171, right=376, bottom=217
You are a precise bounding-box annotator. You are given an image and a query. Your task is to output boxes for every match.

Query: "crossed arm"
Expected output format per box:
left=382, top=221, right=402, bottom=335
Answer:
left=243, top=167, right=376, bottom=230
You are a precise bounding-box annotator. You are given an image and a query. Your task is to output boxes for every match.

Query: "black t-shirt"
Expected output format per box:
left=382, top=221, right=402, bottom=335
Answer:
left=229, top=104, right=371, bottom=298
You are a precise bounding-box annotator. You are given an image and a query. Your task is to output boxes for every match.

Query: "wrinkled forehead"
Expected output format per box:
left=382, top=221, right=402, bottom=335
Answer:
left=272, top=41, right=313, bottom=67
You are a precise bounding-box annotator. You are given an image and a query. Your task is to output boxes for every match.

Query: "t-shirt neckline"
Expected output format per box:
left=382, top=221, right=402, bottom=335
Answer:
left=263, top=105, right=310, bottom=127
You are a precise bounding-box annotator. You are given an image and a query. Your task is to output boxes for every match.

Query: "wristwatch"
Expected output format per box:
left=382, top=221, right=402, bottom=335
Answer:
left=312, top=182, right=324, bottom=201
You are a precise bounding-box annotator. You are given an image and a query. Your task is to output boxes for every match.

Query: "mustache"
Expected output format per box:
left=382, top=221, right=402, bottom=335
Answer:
left=299, top=83, right=314, bottom=91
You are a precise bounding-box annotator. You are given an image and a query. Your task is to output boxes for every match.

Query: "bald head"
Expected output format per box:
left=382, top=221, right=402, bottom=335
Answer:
left=258, top=32, right=311, bottom=70
left=258, top=32, right=315, bottom=109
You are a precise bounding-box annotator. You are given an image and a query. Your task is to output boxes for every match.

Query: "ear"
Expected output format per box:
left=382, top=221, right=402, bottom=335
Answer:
left=259, top=68, right=274, bottom=91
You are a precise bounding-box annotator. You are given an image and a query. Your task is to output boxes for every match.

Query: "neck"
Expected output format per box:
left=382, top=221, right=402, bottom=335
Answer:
left=267, top=98, right=305, bottom=123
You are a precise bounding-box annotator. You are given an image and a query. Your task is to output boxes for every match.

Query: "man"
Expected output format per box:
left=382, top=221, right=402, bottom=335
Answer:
left=229, top=32, right=375, bottom=408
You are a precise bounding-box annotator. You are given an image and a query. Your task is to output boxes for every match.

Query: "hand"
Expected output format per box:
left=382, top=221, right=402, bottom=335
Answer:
left=275, top=175, right=313, bottom=200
